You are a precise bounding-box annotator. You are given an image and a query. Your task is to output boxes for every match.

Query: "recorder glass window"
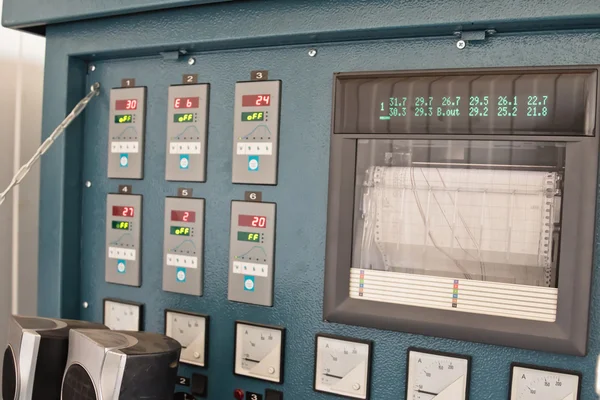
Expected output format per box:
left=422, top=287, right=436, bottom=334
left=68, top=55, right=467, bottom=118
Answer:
left=351, top=139, right=564, bottom=321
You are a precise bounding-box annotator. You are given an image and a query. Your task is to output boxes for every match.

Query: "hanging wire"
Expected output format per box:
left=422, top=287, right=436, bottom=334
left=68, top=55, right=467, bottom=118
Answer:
left=0, top=83, right=101, bottom=207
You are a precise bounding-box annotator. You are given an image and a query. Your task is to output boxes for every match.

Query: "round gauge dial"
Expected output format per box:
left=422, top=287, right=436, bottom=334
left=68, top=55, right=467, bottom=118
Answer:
left=234, top=321, right=284, bottom=383
left=510, top=364, right=580, bottom=400
left=314, top=334, right=372, bottom=399
left=406, top=348, right=471, bottom=400
left=165, top=310, right=208, bottom=367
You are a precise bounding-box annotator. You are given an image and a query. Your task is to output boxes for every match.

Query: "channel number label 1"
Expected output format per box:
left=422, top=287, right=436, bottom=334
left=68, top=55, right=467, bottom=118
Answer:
left=232, top=80, right=281, bottom=185
left=509, top=364, right=580, bottom=400
left=406, top=349, right=471, bottom=400
left=108, top=87, right=146, bottom=179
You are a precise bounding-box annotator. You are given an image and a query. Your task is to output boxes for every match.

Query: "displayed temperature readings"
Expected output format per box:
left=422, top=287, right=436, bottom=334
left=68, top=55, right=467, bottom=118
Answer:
left=174, top=97, right=200, bottom=109
left=115, top=99, right=138, bottom=110
left=114, top=114, right=133, bottom=124
left=238, top=231, right=260, bottom=242
left=381, top=95, right=550, bottom=119
left=170, top=226, right=191, bottom=236
left=173, top=113, right=194, bottom=123
left=238, top=214, right=267, bottom=228
left=242, top=112, right=265, bottom=121
left=112, top=221, right=130, bottom=230
left=171, top=210, right=196, bottom=223
left=112, top=206, right=135, bottom=217
left=242, top=94, right=271, bottom=107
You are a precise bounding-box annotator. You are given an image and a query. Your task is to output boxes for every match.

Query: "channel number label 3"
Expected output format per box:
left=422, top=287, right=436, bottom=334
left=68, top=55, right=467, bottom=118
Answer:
left=108, top=87, right=146, bottom=179
left=105, top=194, right=142, bottom=286
left=228, top=201, right=276, bottom=306
left=232, top=80, right=281, bottom=185
left=165, top=84, right=209, bottom=181
left=163, top=197, right=205, bottom=296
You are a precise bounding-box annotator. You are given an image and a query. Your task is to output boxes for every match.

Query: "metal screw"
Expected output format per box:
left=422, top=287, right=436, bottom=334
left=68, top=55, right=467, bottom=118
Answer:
left=456, top=40, right=466, bottom=50
left=193, top=352, right=201, bottom=359
left=85, top=181, right=92, bottom=188
left=89, top=64, right=96, bottom=72
left=308, top=48, right=317, bottom=57
left=485, top=29, right=497, bottom=36
left=188, top=57, right=196, bottom=66
left=82, top=302, right=89, bottom=309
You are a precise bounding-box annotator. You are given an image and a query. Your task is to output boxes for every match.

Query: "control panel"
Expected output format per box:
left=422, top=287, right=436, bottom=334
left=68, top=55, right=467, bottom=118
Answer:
left=163, top=197, right=205, bottom=295
left=105, top=193, right=142, bottom=286
left=232, top=80, right=281, bottom=185
left=166, top=84, right=210, bottom=181
left=228, top=201, right=276, bottom=306
left=108, top=87, right=146, bottom=179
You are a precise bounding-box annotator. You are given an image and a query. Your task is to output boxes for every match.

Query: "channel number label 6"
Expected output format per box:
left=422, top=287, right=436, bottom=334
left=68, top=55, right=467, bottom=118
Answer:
left=108, top=87, right=146, bottom=179
left=232, top=80, right=281, bottom=185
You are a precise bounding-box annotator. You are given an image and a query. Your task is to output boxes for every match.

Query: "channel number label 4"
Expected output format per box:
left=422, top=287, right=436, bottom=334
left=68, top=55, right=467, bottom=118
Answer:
left=228, top=201, right=276, bottom=306
left=232, top=80, right=281, bottom=185
left=314, top=334, right=373, bottom=399
left=509, top=364, right=580, bottom=400
left=108, top=87, right=146, bottom=179
left=163, top=197, right=205, bottom=296
left=105, top=194, right=142, bottom=286
left=165, top=84, right=209, bottom=181
left=406, top=349, right=471, bottom=400
left=234, top=321, right=284, bottom=383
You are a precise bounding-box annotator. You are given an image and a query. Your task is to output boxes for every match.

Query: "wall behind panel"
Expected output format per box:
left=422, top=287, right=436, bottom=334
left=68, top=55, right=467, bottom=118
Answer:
left=0, top=0, right=44, bottom=380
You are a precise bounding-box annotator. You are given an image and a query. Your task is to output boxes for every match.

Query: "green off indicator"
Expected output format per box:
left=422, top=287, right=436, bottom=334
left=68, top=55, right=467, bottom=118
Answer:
left=112, top=221, right=130, bottom=230
left=114, top=114, right=133, bottom=124
left=238, top=231, right=260, bottom=242
left=241, top=112, right=265, bottom=122
left=170, top=226, right=191, bottom=236
left=174, top=113, right=194, bottom=123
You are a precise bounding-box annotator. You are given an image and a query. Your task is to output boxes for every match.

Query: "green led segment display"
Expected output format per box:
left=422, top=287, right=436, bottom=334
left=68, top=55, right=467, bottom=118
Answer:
left=114, top=114, right=133, bottom=124
left=237, top=231, right=260, bottom=242
left=241, top=112, right=265, bottom=122
left=174, top=113, right=194, bottom=123
left=380, top=95, right=549, bottom=119
left=170, top=226, right=191, bottom=236
left=112, top=221, right=130, bottom=230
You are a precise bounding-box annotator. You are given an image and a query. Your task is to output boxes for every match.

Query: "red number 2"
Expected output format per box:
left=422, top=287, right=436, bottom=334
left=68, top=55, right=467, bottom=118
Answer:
left=183, top=212, right=190, bottom=222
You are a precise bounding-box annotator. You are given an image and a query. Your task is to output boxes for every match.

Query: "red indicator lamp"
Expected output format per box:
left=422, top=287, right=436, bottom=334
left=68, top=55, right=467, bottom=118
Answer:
left=233, top=389, right=244, bottom=400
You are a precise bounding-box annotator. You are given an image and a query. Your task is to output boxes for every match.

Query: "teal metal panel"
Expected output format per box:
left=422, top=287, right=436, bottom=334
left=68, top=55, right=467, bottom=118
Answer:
left=36, top=0, right=600, bottom=399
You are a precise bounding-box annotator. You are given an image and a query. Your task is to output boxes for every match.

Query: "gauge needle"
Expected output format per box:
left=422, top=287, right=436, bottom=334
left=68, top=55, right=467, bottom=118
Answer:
left=243, top=358, right=260, bottom=363
left=417, top=390, right=438, bottom=396
left=323, top=373, right=344, bottom=379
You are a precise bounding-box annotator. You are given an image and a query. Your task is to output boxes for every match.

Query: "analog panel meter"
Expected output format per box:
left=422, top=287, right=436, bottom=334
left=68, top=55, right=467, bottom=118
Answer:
left=314, top=334, right=373, bottom=399
left=165, top=310, right=209, bottom=367
left=509, top=363, right=581, bottom=400
left=406, top=348, right=471, bottom=400
left=234, top=321, right=284, bottom=383
left=103, top=298, right=143, bottom=331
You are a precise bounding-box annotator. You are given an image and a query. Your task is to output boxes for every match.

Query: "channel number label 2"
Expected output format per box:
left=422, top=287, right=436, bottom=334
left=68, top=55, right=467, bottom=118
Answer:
left=108, top=87, right=146, bottom=179
left=228, top=201, right=276, bottom=306
left=165, top=84, right=209, bottom=182
left=232, top=80, right=281, bottom=185
left=105, top=194, right=142, bottom=286
left=163, top=197, right=205, bottom=296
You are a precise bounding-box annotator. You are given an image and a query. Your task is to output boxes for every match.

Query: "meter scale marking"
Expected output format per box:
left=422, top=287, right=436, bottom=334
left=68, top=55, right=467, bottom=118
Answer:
left=240, top=124, right=272, bottom=140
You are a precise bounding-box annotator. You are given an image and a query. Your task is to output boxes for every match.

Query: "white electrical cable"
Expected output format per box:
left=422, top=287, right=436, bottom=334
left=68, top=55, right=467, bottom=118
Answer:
left=0, top=82, right=101, bottom=207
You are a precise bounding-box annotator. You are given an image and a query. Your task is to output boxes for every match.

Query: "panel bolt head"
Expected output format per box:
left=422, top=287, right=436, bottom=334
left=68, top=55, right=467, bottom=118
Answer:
left=82, top=302, right=89, bottom=308
left=308, top=48, right=317, bottom=57
left=456, top=40, right=466, bottom=49
left=85, top=181, right=92, bottom=188
left=193, top=352, right=201, bottom=359
left=188, top=57, right=196, bottom=65
left=89, top=64, right=96, bottom=72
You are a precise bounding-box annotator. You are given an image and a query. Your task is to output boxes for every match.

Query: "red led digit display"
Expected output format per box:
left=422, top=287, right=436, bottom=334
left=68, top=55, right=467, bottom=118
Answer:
left=112, top=206, right=135, bottom=217
left=174, top=97, right=200, bottom=109
left=242, top=94, right=271, bottom=107
left=238, top=214, right=267, bottom=228
left=171, top=210, right=196, bottom=223
left=115, top=99, right=138, bottom=110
